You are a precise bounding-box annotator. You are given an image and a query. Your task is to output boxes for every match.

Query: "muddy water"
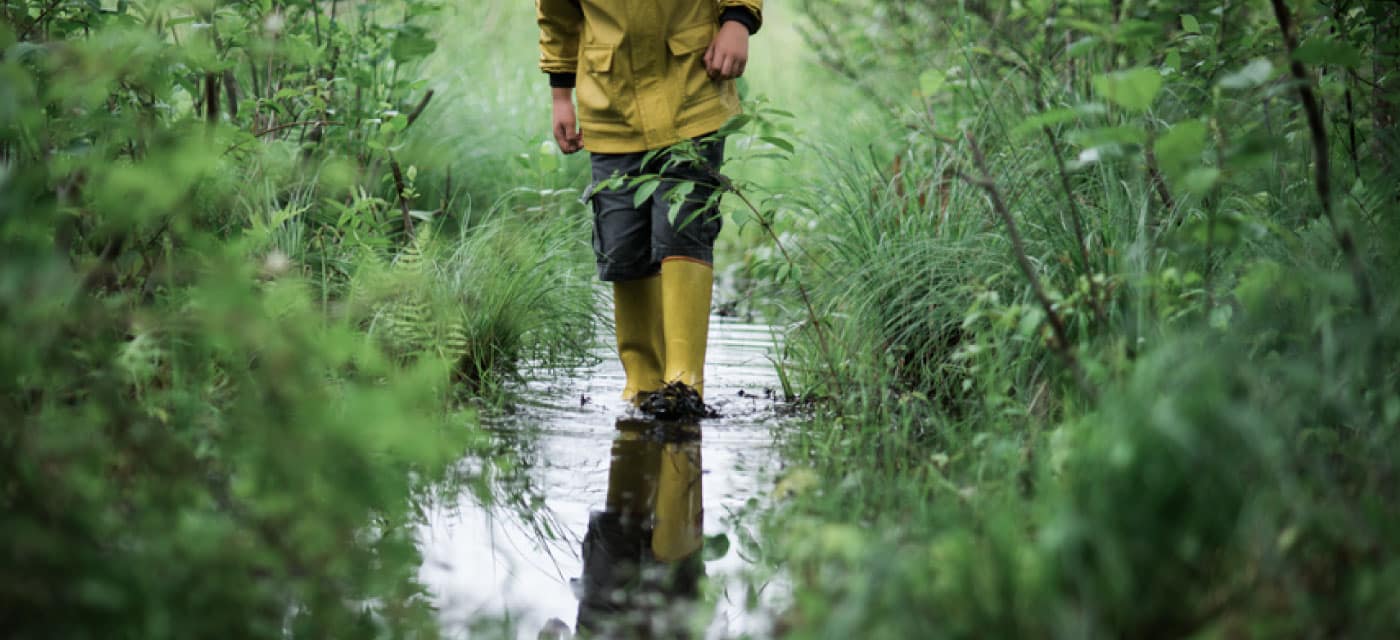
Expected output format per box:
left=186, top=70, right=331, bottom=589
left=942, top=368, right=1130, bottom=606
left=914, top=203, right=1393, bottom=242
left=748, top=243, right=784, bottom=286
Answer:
left=419, top=317, right=790, bottom=638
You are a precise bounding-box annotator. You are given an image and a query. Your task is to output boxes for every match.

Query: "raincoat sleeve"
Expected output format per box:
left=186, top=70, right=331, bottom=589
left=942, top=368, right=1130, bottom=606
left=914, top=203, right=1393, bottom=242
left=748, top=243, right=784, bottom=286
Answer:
left=537, top=0, right=583, bottom=75
left=719, top=0, right=763, bottom=31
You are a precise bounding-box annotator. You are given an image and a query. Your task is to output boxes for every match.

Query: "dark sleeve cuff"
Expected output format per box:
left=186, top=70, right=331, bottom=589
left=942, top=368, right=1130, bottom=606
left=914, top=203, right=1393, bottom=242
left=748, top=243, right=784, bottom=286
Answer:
left=549, top=72, right=576, bottom=89
left=719, top=7, right=760, bottom=35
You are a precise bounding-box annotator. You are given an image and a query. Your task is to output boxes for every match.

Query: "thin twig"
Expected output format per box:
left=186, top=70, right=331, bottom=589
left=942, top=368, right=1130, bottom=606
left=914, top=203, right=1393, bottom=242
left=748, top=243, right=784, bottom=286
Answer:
left=252, top=120, right=344, bottom=138
left=17, top=0, right=62, bottom=40
left=1144, top=142, right=1178, bottom=214
left=221, top=120, right=344, bottom=156
left=1269, top=0, right=1374, bottom=316
left=377, top=91, right=435, bottom=244
left=405, top=89, right=435, bottom=128
left=1033, top=83, right=1108, bottom=326
left=1328, top=10, right=1361, bottom=179
left=961, top=131, right=1093, bottom=396
left=714, top=170, right=847, bottom=398
left=390, top=157, right=416, bottom=241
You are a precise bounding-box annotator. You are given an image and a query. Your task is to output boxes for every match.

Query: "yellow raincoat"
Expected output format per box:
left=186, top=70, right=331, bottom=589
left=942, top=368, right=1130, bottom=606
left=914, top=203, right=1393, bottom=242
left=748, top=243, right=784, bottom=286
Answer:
left=537, top=0, right=763, bottom=153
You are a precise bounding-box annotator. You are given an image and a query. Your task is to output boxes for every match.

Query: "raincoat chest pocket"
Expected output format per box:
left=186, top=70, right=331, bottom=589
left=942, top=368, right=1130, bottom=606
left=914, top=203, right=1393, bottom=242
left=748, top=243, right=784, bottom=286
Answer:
left=577, top=44, right=628, bottom=125
left=667, top=23, right=718, bottom=110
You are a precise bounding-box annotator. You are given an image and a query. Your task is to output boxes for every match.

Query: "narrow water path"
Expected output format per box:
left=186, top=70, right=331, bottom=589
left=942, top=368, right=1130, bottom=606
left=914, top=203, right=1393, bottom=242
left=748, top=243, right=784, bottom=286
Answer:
left=419, top=317, right=791, bottom=638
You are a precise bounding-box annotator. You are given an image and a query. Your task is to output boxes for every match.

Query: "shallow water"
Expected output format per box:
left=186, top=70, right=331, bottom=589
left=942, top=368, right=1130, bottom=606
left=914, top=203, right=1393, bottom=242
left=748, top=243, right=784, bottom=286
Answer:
left=419, top=317, right=791, bottom=638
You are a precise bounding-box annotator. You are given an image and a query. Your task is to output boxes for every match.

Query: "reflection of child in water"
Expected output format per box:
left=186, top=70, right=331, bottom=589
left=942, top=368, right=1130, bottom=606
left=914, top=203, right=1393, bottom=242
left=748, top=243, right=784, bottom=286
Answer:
left=570, top=419, right=705, bottom=638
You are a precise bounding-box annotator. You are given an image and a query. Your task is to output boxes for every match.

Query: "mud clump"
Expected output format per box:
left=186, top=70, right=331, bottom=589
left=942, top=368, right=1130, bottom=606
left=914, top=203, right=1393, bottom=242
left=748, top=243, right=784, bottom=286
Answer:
left=639, top=381, right=718, bottom=420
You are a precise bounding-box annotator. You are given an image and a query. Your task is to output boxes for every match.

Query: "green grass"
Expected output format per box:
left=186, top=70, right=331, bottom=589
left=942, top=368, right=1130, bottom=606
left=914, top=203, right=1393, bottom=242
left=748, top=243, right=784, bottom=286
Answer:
left=739, top=1, right=1400, bottom=637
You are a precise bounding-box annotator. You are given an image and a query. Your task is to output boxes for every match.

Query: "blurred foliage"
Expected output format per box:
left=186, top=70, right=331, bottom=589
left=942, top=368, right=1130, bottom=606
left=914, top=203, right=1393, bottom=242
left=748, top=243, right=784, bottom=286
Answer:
left=1, top=0, right=592, bottom=636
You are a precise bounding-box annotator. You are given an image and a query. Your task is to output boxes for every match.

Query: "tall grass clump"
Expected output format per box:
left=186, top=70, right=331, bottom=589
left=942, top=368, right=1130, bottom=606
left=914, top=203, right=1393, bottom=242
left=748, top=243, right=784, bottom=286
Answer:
left=348, top=214, right=596, bottom=396
left=750, top=0, right=1400, bottom=636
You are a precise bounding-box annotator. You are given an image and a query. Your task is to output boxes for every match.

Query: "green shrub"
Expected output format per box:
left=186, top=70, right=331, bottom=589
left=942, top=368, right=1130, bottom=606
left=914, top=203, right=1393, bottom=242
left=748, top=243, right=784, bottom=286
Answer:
left=759, top=0, right=1400, bottom=636
left=1, top=1, right=595, bottom=636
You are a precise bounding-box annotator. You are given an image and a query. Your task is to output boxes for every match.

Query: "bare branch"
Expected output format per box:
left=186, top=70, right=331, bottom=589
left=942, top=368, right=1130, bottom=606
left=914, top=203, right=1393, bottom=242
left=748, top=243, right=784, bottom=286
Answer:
left=961, top=131, right=1093, bottom=396
left=1270, top=0, right=1374, bottom=316
left=390, top=157, right=416, bottom=241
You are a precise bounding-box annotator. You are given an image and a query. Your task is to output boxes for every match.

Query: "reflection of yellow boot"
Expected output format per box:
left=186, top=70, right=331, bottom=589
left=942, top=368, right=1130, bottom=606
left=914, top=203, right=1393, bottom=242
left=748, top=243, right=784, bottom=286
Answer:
left=613, top=275, right=665, bottom=403
left=660, top=258, right=713, bottom=399
left=605, top=419, right=660, bottom=519
left=652, top=440, right=703, bottom=562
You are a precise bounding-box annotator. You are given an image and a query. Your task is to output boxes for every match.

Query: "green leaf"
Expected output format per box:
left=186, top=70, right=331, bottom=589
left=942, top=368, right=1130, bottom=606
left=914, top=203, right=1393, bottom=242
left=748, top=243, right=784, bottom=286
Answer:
left=1154, top=120, right=1208, bottom=178
left=1181, top=14, right=1200, bottom=34
left=1115, top=19, right=1163, bottom=44
left=667, top=181, right=696, bottom=205
left=703, top=533, right=731, bottom=561
left=1092, top=67, right=1163, bottom=112
left=1011, top=104, right=1105, bottom=137
left=633, top=178, right=660, bottom=208
left=1064, top=19, right=1109, bottom=37
left=1183, top=167, right=1221, bottom=195
left=760, top=135, right=795, bottom=153
left=391, top=25, right=437, bottom=62
left=1066, top=36, right=1100, bottom=57
left=918, top=69, right=947, bottom=96
left=1017, top=306, right=1045, bottom=338
left=1067, top=125, right=1147, bottom=170
left=1163, top=49, right=1182, bottom=75
left=1013, top=108, right=1080, bottom=137
left=537, top=140, right=560, bottom=172
left=667, top=182, right=697, bottom=227
left=1293, top=38, right=1363, bottom=68
left=718, top=114, right=753, bottom=136
left=381, top=114, right=408, bottom=134
left=1218, top=58, right=1274, bottom=90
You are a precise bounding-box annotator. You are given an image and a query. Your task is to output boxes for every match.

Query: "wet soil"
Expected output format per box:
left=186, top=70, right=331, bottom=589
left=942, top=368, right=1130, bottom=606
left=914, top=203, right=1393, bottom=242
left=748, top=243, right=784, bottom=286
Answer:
left=418, top=317, right=792, bottom=638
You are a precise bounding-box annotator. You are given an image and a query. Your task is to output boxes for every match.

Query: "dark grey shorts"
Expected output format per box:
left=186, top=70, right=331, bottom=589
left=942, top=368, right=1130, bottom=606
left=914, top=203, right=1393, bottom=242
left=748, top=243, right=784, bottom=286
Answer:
left=583, top=135, right=725, bottom=282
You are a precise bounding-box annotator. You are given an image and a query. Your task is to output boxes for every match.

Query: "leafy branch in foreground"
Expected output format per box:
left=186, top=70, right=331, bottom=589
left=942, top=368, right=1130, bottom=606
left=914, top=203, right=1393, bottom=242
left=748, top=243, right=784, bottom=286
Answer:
left=711, top=167, right=847, bottom=399
left=707, top=106, right=849, bottom=400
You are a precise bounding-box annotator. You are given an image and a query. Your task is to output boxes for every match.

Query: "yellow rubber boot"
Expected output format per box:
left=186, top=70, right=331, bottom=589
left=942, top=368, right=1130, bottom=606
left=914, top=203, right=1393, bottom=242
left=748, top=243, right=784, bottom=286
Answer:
left=659, top=258, right=713, bottom=398
left=613, top=275, right=666, bottom=403
left=651, top=439, right=703, bottom=562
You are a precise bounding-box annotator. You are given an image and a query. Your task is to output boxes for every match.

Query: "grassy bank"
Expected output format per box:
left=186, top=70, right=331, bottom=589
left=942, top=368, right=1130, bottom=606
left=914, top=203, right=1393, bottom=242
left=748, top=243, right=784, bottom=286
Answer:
left=753, top=0, right=1400, bottom=636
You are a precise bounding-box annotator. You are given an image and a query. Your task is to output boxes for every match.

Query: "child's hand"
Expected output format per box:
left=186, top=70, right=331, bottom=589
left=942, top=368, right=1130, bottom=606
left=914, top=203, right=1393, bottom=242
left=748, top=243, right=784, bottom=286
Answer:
left=704, top=21, right=749, bottom=80
left=551, top=89, right=583, bottom=154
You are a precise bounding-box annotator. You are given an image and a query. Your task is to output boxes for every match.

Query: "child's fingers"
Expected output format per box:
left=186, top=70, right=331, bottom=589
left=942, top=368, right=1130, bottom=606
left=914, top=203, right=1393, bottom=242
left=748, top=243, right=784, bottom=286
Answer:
left=554, top=122, right=573, bottom=152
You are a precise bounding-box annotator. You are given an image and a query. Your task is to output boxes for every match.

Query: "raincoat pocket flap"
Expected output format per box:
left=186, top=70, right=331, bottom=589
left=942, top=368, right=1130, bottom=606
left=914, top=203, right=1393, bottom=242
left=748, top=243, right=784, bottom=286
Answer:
left=667, top=23, right=713, bottom=56
left=582, top=44, right=614, bottom=73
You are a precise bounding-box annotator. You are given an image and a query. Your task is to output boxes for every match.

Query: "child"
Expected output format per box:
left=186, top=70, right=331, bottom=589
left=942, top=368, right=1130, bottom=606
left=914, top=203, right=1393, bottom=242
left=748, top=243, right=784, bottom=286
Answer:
left=536, top=0, right=762, bottom=412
